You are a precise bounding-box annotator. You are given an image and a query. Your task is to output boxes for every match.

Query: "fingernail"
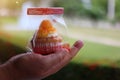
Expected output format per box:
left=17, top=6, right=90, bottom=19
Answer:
left=74, top=40, right=84, bottom=49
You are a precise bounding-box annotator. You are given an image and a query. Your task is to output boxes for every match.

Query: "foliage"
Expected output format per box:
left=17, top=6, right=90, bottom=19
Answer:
left=53, top=0, right=107, bottom=20
left=1, top=0, right=120, bottom=20
left=116, top=0, right=120, bottom=21
left=53, top=0, right=120, bottom=20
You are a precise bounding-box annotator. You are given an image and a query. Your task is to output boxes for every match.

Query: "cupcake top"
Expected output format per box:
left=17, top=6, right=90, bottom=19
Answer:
left=36, top=20, right=58, bottom=38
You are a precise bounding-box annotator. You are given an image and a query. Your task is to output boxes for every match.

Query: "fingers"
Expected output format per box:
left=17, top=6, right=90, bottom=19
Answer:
left=42, top=40, right=84, bottom=77
left=55, top=40, right=83, bottom=66
left=69, top=40, right=83, bottom=57
left=43, top=48, right=69, bottom=67
left=42, top=40, right=83, bottom=67
left=8, top=40, right=83, bottom=79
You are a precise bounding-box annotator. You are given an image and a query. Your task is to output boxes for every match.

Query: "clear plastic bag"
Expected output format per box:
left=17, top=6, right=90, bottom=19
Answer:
left=27, top=7, right=69, bottom=55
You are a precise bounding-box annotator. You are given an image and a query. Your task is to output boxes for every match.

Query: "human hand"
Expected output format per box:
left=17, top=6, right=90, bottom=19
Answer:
left=1, top=40, right=83, bottom=80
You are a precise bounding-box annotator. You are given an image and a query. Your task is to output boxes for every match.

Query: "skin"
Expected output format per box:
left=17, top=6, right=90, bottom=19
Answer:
left=0, top=40, right=83, bottom=80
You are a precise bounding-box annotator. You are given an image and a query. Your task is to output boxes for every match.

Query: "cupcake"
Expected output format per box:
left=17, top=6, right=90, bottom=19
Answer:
left=31, top=20, right=67, bottom=54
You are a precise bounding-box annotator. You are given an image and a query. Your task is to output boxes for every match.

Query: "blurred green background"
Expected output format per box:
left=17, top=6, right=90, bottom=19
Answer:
left=0, top=0, right=120, bottom=80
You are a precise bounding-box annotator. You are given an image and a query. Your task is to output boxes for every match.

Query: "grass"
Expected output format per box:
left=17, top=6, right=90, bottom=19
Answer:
left=0, top=17, right=120, bottom=80
left=0, top=30, right=34, bottom=48
left=68, top=38, right=120, bottom=67
left=0, top=17, right=17, bottom=27
left=0, top=30, right=120, bottom=67
left=68, top=26, right=120, bottom=41
left=0, top=30, right=120, bottom=80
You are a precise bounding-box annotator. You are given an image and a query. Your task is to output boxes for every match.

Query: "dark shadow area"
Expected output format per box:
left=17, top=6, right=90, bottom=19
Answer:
left=0, top=39, right=26, bottom=63
left=44, top=62, right=120, bottom=80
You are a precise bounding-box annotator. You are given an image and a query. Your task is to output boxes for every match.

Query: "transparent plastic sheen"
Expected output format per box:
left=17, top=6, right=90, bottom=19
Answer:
left=27, top=8, right=69, bottom=55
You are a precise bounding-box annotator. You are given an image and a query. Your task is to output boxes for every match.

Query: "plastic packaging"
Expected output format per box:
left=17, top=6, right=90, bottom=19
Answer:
left=27, top=7, right=69, bottom=55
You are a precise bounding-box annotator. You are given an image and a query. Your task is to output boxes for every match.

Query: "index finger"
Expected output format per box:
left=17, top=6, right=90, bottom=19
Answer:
left=41, top=40, right=84, bottom=76
left=43, top=40, right=83, bottom=68
left=70, top=40, right=83, bottom=57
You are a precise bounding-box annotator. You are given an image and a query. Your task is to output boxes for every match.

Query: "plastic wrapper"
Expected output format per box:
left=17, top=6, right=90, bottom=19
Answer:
left=27, top=7, right=69, bottom=55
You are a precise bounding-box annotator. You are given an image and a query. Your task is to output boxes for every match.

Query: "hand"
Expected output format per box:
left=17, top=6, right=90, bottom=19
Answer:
left=0, top=40, right=83, bottom=80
